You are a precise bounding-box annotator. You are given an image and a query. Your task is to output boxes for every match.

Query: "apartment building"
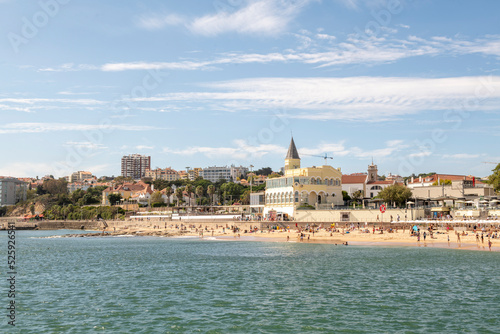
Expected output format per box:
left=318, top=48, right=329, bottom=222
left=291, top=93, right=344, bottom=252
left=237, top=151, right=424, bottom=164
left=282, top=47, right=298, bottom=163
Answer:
left=121, top=154, right=151, bottom=179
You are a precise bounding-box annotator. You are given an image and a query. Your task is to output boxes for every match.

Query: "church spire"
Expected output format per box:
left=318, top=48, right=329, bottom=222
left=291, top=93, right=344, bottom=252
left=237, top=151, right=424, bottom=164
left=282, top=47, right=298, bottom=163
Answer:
left=284, top=137, right=301, bottom=172
left=286, top=137, right=300, bottom=160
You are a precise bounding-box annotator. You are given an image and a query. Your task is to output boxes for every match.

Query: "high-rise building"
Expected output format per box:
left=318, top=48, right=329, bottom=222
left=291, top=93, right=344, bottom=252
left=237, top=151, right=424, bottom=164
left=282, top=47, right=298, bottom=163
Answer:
left=121, top=154, right=151, bottom=179
left=0, top=177, right=28, bottom=206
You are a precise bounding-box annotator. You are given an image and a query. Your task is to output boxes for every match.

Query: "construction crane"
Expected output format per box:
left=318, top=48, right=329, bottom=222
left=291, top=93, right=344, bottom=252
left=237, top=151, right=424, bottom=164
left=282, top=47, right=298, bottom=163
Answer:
left=301, top=153, right=334, bottom=165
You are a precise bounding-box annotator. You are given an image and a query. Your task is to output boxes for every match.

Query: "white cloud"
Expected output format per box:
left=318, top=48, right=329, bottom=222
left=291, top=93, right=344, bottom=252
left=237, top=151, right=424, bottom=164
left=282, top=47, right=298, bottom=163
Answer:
left=0, top=97, right=105, bottom=105
left=0, top=123, right=164, bottom=134
left=409, top=151, right=432, bottom=158
left=136, top=13, right=185, bottom=30
left=97, top=34, right=500, bottom=72
left=163, top=139, right=407, bottom=161
left=136, top=0, right=313, bottom=36
left=64, top=141, right=108, bottom=150
left=133, top=76, right=500, bottom=121
left=135, top=145, right=154, bottom=150
left=163, top=140, right=285, bottom=160
left=0, top=162, right=62, bottom=178
left=41, top=34, right=500, bottom=72
left=38, top=63, right=98, bottom=72
left=442, top=153, right=481, bottom=159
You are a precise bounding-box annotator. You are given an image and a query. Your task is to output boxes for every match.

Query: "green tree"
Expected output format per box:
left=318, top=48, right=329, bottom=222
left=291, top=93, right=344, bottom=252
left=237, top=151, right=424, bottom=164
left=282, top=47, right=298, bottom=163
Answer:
left=431, top=179, right=452, bottom=186
left=488, top=163, right=500, bottom=192
left=150, top=191, right=164, bottom=205
left=220, top=182, right=244, bottom=204
left=378, top=184, right=413, bottom=207
left=207, top=185, right=215, bottom=205
left=70, top=188, right=85, bottom=204
left=195, top=185, right=204, bottom=206
left=153, top=179, right=169, bottom=192
left=351, top=190, right=363, bottom=204
left=108, top=193, right=122, bottom=205
left=254, top=167, right=273, bottom=176
left=185, top=184, right=194, bottom=206
left=342, top=190, right=351, bottom=202
left=240, top=189, right=250, bottom=205
left=43, top=178, right=68, bottom=196
left=113, top=176, right=133, bottom=185
left=164, top=186, right=173, bottom=205
left=175, top=187, right=184, bottom=206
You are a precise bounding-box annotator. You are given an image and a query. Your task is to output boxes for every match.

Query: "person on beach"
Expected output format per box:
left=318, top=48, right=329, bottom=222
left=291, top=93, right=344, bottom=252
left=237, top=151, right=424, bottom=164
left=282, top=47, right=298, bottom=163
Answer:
left=423, top=232, right=426, bottom=241
left=476, top=233, right=479, bottom=242
left=481, top=233, right=484, bottom=243
left=287, top=235, right=289, bottom=241
left=488, top=239, right=492, bottom=251
left=417, top=233, right=420, bottom=242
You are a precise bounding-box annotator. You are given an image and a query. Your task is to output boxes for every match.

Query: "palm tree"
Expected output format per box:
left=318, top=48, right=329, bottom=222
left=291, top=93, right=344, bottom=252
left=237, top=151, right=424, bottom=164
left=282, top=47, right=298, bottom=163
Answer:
left=175, top=187, right=184, bottom=207
left=195, top=185, right=204, bottom=206
left=165, top=186, right=172, bottom=206
left=185, top=184, right=194, bottom=206
left=207, top=185, right=215, bottom=206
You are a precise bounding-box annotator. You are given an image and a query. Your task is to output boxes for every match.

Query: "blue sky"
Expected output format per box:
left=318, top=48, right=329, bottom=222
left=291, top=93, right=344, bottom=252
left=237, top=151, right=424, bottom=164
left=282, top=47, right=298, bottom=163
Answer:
left=1, top=0, right=499, bottom=178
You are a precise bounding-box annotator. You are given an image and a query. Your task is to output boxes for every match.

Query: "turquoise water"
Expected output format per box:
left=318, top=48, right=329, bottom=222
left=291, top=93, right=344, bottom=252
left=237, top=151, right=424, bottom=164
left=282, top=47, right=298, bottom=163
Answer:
left=2, top=230, right=499, bottom=333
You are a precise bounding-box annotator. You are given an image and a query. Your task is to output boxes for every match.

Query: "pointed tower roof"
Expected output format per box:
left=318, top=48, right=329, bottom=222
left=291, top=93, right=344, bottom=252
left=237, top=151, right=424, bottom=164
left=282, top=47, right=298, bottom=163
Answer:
left=286, top=137, right=300, bottom=160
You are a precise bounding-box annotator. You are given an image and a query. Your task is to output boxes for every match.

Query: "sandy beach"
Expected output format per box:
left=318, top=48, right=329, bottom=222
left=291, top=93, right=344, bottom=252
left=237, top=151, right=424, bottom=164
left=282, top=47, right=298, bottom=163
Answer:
left=97, top=223, right=499, bottom=252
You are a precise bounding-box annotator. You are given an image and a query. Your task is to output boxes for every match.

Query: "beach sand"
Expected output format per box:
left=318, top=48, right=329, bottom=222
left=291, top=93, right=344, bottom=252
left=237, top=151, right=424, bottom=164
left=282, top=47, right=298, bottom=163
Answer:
left=107, top=224, right=499, bottom=252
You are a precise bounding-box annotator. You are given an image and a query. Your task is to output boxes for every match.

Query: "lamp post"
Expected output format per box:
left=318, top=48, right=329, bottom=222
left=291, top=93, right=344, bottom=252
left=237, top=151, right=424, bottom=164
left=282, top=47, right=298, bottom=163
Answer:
left=249, top=164, right=254, bottom=193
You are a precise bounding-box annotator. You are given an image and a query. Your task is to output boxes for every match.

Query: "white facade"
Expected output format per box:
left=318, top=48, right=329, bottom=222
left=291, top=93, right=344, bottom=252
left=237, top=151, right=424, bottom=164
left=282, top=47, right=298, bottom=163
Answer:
left=121, top=154, right=151, bottom=179
left=0, top=177, right=27, bottom=206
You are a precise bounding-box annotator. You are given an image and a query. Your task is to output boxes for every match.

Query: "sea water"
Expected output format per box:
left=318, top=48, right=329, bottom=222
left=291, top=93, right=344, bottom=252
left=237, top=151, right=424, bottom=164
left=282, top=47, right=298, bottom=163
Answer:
left=2, top=230, right=499, bottom=333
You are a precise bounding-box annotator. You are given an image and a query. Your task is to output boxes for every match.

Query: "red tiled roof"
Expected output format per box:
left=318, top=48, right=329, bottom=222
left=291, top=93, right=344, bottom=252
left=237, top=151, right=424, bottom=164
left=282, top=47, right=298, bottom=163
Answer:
left=342, top=174, right=367, bottom=184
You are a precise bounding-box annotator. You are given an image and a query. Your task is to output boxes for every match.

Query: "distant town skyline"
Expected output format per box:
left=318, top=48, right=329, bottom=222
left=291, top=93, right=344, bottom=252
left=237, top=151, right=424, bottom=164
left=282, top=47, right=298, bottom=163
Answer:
left=1, top=0, right=500, bottom=178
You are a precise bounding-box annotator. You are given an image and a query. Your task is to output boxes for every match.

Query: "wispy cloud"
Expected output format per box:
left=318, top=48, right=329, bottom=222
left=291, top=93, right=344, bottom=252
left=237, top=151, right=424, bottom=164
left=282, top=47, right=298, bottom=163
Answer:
left=137, top=0, right=313, bottom=36
left=442, top=153, right=481, bottom=159
left=37, top=33, right=500, bottom=73
left=137, top=13, right=185, bottom=30
left=38, top=63, right=98, bottom=72
left=97, top=34, right=500, bottom=72
left=64, top=141, right=108, bottom=150
left=0, top=97, right=105, bottom=105
left=0, top=123, right=164, bottom=134
left=132, top=76, right=500, bottom=121
left=163, top=139, right=408, bottom=161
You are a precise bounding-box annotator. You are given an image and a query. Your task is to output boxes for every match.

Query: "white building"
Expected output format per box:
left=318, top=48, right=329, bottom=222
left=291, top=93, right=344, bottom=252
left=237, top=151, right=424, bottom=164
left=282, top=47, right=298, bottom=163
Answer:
left=121, top=154, right=151, bottom=179
left=263, top=138, right=344, bottom=218
left=65, top=171, right=94, bottom=183
left=145, top=167, right=179, bottom=181
left=200, top=165, right=248, bottom=183
left=0, top=177, right=28, bottom=206
left=342, top=163, right=396, bottom=199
